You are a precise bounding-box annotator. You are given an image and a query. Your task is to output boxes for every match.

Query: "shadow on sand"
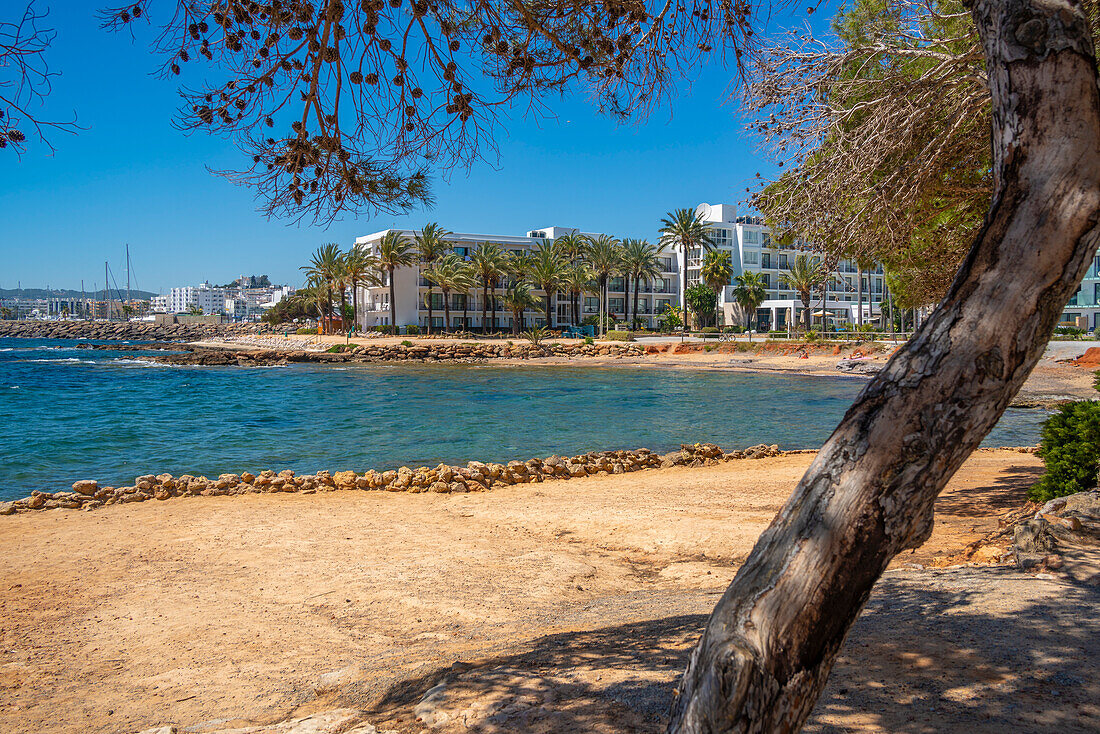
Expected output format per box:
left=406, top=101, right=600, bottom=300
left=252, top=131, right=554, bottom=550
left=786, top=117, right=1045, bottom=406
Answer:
left=352, top=567, right=1097, bottom=733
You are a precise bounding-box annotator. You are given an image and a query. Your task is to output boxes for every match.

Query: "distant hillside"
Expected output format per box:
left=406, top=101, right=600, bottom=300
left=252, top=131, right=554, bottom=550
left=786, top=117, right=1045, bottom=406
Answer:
left=0, top=288, right=159, bottom=300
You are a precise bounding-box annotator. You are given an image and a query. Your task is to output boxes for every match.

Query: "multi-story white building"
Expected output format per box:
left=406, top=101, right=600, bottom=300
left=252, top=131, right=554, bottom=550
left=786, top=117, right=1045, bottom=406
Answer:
left=674, top=204, right=886, bottom=331
left=354, top=225, right=679, bottom=331
left=149, top=295, right=169, bottom=313
left=168, top=282, right=226, bottom=315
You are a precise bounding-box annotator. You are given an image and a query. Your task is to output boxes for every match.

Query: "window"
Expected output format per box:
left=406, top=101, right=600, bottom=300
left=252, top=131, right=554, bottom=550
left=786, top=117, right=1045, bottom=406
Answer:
left=610, top=277, right=624, bottom=292
left=609, top=298, right=625, bottom=313
left=762, top=232, right=772, bottom=247
left=743, top=250, right=759, bottom=265
left=778, top=253, right=788, bottom=269
left=760, top=274, right=770, bottom=288
left=453, top=294, right=466, bottom=310
left=429, top=293, right=443, bottom=310
left=761, top=252, right=771, bottom=269
left=584, top=296, right=599, bottom=312
left=452, top=247, right=468, bottom=257
left=743, top=229, right=760, bottom=245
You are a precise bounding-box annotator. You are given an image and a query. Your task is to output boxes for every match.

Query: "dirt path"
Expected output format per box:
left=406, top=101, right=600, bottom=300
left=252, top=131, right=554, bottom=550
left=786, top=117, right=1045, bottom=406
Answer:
left=2, top=451, right=1095, bottom=733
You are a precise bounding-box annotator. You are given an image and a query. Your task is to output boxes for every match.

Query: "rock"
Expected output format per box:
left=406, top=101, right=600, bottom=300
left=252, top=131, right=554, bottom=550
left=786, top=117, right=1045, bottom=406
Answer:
left=333, top=471, right=358, bottom=490
left=429, top=481, right=450, bottom=493
left=0, top=501, right=15, bottom=515
left=71, top=480, right=98, bottom=496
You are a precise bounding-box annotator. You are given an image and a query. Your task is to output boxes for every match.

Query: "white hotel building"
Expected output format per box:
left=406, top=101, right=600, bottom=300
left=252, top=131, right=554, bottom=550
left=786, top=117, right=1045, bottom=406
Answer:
left=675, top=204, right=886, bottom=331
left=353, top=203, right=884, bottom=332
left=354, top=225, right=679, bottom=331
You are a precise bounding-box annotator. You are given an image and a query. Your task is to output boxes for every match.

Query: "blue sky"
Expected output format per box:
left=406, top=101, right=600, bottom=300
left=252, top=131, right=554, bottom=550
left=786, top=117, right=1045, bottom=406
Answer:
left=1, top=1, right=833, bottom=294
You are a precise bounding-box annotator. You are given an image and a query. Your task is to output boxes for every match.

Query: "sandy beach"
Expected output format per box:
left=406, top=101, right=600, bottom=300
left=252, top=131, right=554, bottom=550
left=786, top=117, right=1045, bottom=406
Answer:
left=3, top=449, right=1096, bottom=733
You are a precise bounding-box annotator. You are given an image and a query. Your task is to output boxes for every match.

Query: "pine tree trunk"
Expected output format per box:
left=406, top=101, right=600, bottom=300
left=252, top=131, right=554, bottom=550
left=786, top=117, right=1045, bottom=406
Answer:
left=667, top=1, right=1100, bottom=730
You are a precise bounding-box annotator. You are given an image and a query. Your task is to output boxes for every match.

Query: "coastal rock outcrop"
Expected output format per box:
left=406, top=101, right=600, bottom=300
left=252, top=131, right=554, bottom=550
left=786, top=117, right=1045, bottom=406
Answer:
left=0, top=444, right=804, bottom=515
left=1013, top=491, right=1100, bottom=583
left=0, top=320, right=268, bottom=341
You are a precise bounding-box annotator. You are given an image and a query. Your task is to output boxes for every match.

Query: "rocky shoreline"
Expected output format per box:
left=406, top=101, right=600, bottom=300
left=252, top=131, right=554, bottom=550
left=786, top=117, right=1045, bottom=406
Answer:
left=79, top=339, right=649, bottom=365
left=0, top=319, right=269, bottom=341
left=0, top=443, right=791, bottom=514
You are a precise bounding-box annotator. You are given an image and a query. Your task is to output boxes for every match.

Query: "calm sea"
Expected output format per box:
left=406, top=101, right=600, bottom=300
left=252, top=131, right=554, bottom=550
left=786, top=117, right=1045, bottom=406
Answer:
left=0, top=337, right=1048, bottom=499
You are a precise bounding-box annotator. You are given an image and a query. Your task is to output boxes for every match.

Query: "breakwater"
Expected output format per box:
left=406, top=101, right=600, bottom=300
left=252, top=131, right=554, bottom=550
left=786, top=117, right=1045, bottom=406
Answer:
left=0, top=443, right=787, bottom=514
left=0, top=320, right=268, bottom=341
left=124, top=340, right=647, bottom=365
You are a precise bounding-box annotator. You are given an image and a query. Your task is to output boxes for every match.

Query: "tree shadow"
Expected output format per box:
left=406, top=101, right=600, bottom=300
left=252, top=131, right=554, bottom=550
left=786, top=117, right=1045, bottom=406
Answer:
left=933, top=464, right=1044, bottom=516
left=348, top=568, right=1099, bottom=733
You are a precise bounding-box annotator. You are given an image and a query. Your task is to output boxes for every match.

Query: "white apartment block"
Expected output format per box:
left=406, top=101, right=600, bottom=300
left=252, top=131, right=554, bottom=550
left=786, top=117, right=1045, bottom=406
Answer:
left=149, top=295, right=169, bottom=313
left=354, top=226, right=679, bottom=331
left=168, top=282, right=226, bottom=315
left=675, top=204, right=886, bottom=331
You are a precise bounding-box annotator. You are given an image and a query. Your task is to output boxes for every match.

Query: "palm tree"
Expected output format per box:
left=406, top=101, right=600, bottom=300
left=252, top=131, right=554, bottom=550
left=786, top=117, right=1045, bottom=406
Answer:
left=584, top=234, right=622, bottom=335
left=299, top=243, right=343, bottom=334
left=658, top=209, right=716, bottom=332
left=528, top=241, right=568, bottom=329
left=375, top=231, right=416, bottom=333
left=415, top=223, right=452, bottom=334
left=622, top=238, right=664, bottom=330
left=554, top=232, right=587, bottom=322
left=423, top=253, right=466, bottom=332
left=344, top=245, right=379, bottom=331
left=561, top=263, right=595, bottom=327
left=469, top=242, right=507, bottom=334
left=780, top=253, right=824, bottom=331
left=701, top=250, right=734, bottom=329
left=455, top=260, right=476, bottom=331
left=500, top=281, right=537, bottom=336
left=732, top=270, right=768, bottom=341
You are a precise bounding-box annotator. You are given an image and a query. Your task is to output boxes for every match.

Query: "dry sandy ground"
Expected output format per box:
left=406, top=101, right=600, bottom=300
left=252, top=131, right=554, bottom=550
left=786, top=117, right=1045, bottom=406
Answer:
left=2, top=450, right=1096, bottom=733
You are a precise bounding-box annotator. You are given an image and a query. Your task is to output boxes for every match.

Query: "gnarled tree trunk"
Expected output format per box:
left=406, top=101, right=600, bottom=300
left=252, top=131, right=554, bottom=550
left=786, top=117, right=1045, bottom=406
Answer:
left=667, top=0, right=1100, bottom=731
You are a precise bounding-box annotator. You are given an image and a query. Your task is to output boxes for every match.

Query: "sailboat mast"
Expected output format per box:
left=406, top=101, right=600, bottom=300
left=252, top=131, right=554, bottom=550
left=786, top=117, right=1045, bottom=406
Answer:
left=105, top=261, right=110, bottom=321
left=126, top=244, right=131, bottom=305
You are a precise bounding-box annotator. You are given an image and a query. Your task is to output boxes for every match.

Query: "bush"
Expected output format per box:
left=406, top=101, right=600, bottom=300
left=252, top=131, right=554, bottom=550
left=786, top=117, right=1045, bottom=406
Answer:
left=405, top=325, right=420, bottom=335
left=1030, top=401, right=1100, bottom=502
left=584, top=336, right=594, bottom=345
left=401, top=340, right=413, bottom=347
left=804, top=329, right=820, bottom=342
left=699, top=326, right=719, bottom=334
left=374, top=325, right=395, bottom=335
left=295, top=327, right=318, bottom=335
left=606, top=330, right=633, bottom=342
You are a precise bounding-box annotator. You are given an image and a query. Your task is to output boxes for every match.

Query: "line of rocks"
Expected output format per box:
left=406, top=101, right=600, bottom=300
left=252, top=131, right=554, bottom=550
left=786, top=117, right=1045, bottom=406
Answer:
left=0, top=443, right=785, bottom=515
left=0, top=320, right=269, bottom=341
left=130, top=340, right=648, bottom=366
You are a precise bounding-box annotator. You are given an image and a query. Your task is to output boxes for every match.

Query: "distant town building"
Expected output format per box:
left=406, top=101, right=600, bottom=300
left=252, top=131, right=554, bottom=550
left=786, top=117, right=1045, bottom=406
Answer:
left=169, top=282, right=226, bottom=315
left=150, top=295, right=169, bottom=313
left=165, top=281, right=293, bottom=320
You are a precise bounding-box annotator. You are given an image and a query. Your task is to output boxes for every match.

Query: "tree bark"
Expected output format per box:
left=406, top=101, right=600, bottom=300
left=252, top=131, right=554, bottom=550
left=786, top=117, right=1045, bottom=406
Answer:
left=666, top=0, right=1100, bottom=731
left=387, top=271, right=397, bottom=335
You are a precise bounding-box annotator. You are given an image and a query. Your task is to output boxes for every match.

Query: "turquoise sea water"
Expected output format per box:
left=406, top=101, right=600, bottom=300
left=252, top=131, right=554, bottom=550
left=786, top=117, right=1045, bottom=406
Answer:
left=0, top=337, right=1048, bottom=499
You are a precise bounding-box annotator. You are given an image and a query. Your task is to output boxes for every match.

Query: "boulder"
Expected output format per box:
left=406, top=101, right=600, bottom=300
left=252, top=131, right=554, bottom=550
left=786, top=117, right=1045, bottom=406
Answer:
left=71, top=480, right=98, bottom=496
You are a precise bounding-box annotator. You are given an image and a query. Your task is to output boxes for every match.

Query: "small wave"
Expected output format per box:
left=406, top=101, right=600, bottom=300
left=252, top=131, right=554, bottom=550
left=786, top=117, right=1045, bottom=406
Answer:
left=22, top=357, right=91, bottom=364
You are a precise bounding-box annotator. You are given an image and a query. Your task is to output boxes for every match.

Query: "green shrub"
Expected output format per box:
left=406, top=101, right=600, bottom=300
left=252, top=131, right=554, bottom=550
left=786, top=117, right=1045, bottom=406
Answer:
left=1054, top=325, right=1084, bottom=339
left=699, top=327, right=719, bottom=334
left=804, top=330, right=820, bottom=342
left=704, top=345, right=715, bottom=352
left=606, top=330, right=633, bottom=342
left=374, top=325, right=395, bottom=335
left=405, top=325, right=420, bottom=335
left=584, top=336, right=594, bottom=345
left=295, top=327, right=318, bottom=335
left=1030, top=401, right=1100, bottom=502
left=401, top=340, right=413, bottom=347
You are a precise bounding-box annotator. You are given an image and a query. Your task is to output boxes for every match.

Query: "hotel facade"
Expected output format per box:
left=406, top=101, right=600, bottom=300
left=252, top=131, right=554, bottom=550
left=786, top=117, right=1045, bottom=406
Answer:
left=353, top=203, right=886, bottom=332
left=354, top=225, right=679, bottom=331
left=674, top=204, right=887, bottom=331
